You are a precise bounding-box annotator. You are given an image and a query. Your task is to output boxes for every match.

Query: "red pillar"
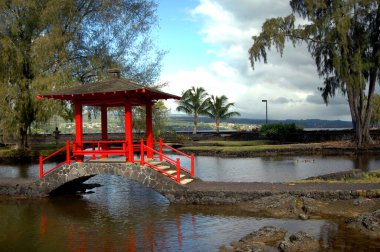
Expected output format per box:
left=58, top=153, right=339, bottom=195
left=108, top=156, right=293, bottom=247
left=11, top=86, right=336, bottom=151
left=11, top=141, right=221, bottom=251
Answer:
left=101, top=105, right=108, bottom=158
left=124, top=101, right=134, bottom=162
left=74, top=102, right=83, bottom=162
left=101, top=105, right=108, bottom=141
left=146, top=102, right=154, bottom=158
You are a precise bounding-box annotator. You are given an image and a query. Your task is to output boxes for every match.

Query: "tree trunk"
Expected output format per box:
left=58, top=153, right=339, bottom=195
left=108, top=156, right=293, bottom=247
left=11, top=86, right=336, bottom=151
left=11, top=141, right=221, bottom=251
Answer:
left=347, top=84, right=373, bottom=149
left=18, top=127, right=27, bottom=150
left=216, top=119, right=220, bottom=133
left=193, top=113, right=198, bottom=134
left=25, top=131, right=28, bottom=148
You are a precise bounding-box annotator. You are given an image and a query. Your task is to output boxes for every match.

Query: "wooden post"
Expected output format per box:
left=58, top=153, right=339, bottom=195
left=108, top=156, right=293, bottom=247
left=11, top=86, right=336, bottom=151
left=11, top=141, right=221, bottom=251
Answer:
left=176, top=158, right=181, bottom=183
left=101, top=105, right=108, bottom=158
left=74, top=102, right=83, bottom=162
left=146, top=102, right=154, bottom=159
left=191, top=154, right=195, bottom=177
left=39, top=156, right=44, bottom=179
left=125, top=101, right=134, bottom=162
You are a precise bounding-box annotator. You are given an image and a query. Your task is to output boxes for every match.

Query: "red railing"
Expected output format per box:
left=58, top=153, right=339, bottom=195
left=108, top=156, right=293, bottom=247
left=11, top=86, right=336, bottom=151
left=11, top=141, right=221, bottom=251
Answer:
left=39, top=141, right=72, bottom=178
left=73, top=139, right=137, bottom=162
left=139, top=139, right=195, bottom=183
left=140, top=140, right=181, bottom=183
left=156, top=138, right=194, bottom=177
left=39, top=138, right=195, bottom=183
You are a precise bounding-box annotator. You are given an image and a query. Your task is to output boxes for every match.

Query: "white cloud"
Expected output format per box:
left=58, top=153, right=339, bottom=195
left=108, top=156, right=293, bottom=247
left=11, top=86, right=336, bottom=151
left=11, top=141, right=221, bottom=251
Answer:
left=160, top=0, right=352, bottom=121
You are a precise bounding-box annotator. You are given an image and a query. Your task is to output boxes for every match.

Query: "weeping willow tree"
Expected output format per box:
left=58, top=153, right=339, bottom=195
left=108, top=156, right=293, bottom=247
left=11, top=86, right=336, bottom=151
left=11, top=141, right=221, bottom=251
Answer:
left=249, top=0, right=380, bottom=148
left=0, top=0, right=162, bottom=149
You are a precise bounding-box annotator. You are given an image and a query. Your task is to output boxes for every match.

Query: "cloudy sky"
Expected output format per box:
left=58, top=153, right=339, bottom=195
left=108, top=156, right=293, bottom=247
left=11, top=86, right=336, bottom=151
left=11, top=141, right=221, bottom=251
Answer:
left=156, top=0, right=351, bottom=121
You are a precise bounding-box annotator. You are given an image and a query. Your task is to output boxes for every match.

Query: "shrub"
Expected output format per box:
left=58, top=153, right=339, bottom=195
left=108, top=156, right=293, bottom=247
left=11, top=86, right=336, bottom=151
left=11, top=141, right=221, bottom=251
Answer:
left=260, top=123, right=303, bottom=141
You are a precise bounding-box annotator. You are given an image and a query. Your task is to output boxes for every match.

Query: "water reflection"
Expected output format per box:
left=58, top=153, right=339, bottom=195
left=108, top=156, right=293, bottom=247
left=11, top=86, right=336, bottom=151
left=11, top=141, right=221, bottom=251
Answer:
left=0, top=162, right=56, bottom=179
left=1, top=175, right=380, bottom=251
left=1, top=155, right=380, bottom=250
left=1, top=155, right=380, bottom=182
left=191, top=155, right=380, bottom=182
left=352, top=154, right=374, bottom=172
left=0, top=176, right=326, bottom=251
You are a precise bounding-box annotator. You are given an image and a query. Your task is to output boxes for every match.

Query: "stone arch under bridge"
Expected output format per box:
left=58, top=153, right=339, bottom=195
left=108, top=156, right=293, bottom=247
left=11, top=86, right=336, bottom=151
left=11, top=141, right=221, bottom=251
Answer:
left=36, top=162, right=187, bottom=197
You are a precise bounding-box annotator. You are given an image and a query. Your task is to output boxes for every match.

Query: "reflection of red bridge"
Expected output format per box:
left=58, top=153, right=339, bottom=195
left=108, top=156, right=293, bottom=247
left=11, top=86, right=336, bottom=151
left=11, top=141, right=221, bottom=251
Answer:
left=39, top=211, right=197, bottom=251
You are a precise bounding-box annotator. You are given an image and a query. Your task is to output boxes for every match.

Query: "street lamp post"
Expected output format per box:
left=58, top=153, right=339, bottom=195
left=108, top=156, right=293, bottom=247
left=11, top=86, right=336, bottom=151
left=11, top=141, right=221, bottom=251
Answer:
left=262, top=100, right=268, bottom=124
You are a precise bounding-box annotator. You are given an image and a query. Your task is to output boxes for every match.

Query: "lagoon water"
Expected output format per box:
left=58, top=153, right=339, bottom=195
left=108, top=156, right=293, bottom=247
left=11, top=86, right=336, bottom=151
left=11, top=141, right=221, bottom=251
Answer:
left=1, top=154, right=380, bottom=181
left=0, top=176, right=333, bottom=251
left=1, top=155, right=380, bottom=251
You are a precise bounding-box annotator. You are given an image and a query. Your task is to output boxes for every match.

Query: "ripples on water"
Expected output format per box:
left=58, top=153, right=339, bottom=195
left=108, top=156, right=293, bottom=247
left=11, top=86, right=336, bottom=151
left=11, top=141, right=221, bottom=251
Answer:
left=168, top=154, right=380, bottom=182
left=1, top=155, right=380, bottom=250
left=2, top=154, right=380, bottom=182
left=0, top=175, right=332, bottom=251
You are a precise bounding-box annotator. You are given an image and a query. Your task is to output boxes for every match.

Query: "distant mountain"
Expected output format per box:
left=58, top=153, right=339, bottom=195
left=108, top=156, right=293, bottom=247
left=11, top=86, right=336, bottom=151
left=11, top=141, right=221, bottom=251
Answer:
left=168, top=115, right=353, bottom=129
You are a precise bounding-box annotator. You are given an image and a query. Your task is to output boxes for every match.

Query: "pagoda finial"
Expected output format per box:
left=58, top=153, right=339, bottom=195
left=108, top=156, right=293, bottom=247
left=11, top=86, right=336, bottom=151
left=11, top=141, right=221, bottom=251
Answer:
left=108, top=68, right=121, bottom=79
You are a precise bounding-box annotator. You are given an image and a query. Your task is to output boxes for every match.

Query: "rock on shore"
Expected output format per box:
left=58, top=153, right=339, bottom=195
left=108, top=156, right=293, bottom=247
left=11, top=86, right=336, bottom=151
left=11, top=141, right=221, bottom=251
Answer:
left=278, top=231, right=319, bottom=252
left=238, top=194, right=380, bottom=219
left=345, top=210, right=380, bottom=238
left=219, top=226, right=286, bottom=252
left=220, top=226, right=320, bottom=252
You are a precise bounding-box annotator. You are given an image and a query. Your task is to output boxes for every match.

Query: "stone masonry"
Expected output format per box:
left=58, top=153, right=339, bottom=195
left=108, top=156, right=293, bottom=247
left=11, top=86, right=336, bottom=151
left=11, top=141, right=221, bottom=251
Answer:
left=0, top=162, right=186, bottom=198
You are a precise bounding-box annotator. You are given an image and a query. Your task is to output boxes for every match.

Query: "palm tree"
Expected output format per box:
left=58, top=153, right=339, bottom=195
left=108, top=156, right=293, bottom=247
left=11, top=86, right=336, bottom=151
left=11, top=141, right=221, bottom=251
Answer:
left=206, top=95, right=240, bottom=132
left=176, top=87, right=210, bottom=134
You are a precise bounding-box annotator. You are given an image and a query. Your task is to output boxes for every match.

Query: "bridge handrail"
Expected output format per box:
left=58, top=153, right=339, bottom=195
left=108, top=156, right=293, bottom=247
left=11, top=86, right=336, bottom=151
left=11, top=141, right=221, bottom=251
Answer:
left=39, top=138, right=194, bottom=183
left=159, top=141, right=190, bottom=158
left=140, top=140, right=181, bottom=183
left=80, top=140, right=127, bottom=144
left=76, top=140, right=127, bottom=151
left=39, top=141, right=72, bottom=178
left=156, top=138, right=194, bottom=176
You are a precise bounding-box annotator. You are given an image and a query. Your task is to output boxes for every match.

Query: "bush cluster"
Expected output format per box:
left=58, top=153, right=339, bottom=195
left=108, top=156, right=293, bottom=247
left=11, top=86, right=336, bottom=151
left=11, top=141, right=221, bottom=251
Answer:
left=260, top=123, right=303, bottom=141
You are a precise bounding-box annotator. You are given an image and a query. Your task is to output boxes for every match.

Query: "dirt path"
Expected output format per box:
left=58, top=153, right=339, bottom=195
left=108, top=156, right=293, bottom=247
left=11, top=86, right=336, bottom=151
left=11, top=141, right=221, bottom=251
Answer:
left=187, top=181, right=380, bottom=192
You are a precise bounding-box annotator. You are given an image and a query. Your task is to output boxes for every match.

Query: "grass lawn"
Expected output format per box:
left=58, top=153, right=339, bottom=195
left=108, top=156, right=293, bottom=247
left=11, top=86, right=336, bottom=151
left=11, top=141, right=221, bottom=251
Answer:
left=0, top=143, right=66, bottom=160
left=180, top=140, right=294, bottom=152
left=196, top=140, right=272, bottom=146
left=0, top=148, right=38, bottom=159
left=30, top=143, right=65, bottom=151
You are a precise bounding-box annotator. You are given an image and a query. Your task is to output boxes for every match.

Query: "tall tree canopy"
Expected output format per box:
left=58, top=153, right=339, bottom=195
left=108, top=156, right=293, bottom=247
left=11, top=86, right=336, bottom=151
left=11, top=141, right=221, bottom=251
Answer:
left=176, top=86, right=210, bottom=134
left=249, top=0, right=380, bottom=147
left=132, top=101, right=169, bottom=137
left=206, top=95, right=240, bottom=132
left=370, top=93, right=380, bottom=127
left=0, top=0, right=162, bottom=148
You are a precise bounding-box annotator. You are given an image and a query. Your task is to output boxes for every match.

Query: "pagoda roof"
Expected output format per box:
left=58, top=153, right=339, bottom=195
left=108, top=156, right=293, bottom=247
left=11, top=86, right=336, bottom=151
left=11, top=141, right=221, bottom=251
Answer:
left=37, top=78, right=180, bottom=106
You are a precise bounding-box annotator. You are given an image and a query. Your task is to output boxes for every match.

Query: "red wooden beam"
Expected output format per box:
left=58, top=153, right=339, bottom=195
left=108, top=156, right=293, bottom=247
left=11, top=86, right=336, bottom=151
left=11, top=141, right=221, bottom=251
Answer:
left=74, top=102, right=83, bottom=162
left=101, top=105, right=108, bottom=158
left=124, top=101, right=134, bottom=162
left=146, top=102, right=154, bottom=158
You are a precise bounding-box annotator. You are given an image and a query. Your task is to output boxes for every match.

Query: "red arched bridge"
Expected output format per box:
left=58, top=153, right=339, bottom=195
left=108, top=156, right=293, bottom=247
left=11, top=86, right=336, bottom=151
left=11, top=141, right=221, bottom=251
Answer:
left=38, top=138, right=196, bottom=195
left=37, top=70, right=195, bottom=195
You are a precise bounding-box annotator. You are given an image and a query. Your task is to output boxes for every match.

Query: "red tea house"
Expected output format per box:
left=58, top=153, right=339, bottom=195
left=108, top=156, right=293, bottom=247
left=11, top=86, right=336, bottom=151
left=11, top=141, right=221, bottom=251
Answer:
left=37, top=70, right=181, bottom=163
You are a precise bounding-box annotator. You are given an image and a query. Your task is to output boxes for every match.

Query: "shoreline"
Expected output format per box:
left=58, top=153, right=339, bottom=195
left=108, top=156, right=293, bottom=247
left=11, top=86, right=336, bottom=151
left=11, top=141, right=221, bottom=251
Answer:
left=1, top=140, right=380, bottom=250
left=0, top=140, right=379, bottom=161
left=179, top=141, right=380, bottom=158
left=221, top=195, right=380, bottom=251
